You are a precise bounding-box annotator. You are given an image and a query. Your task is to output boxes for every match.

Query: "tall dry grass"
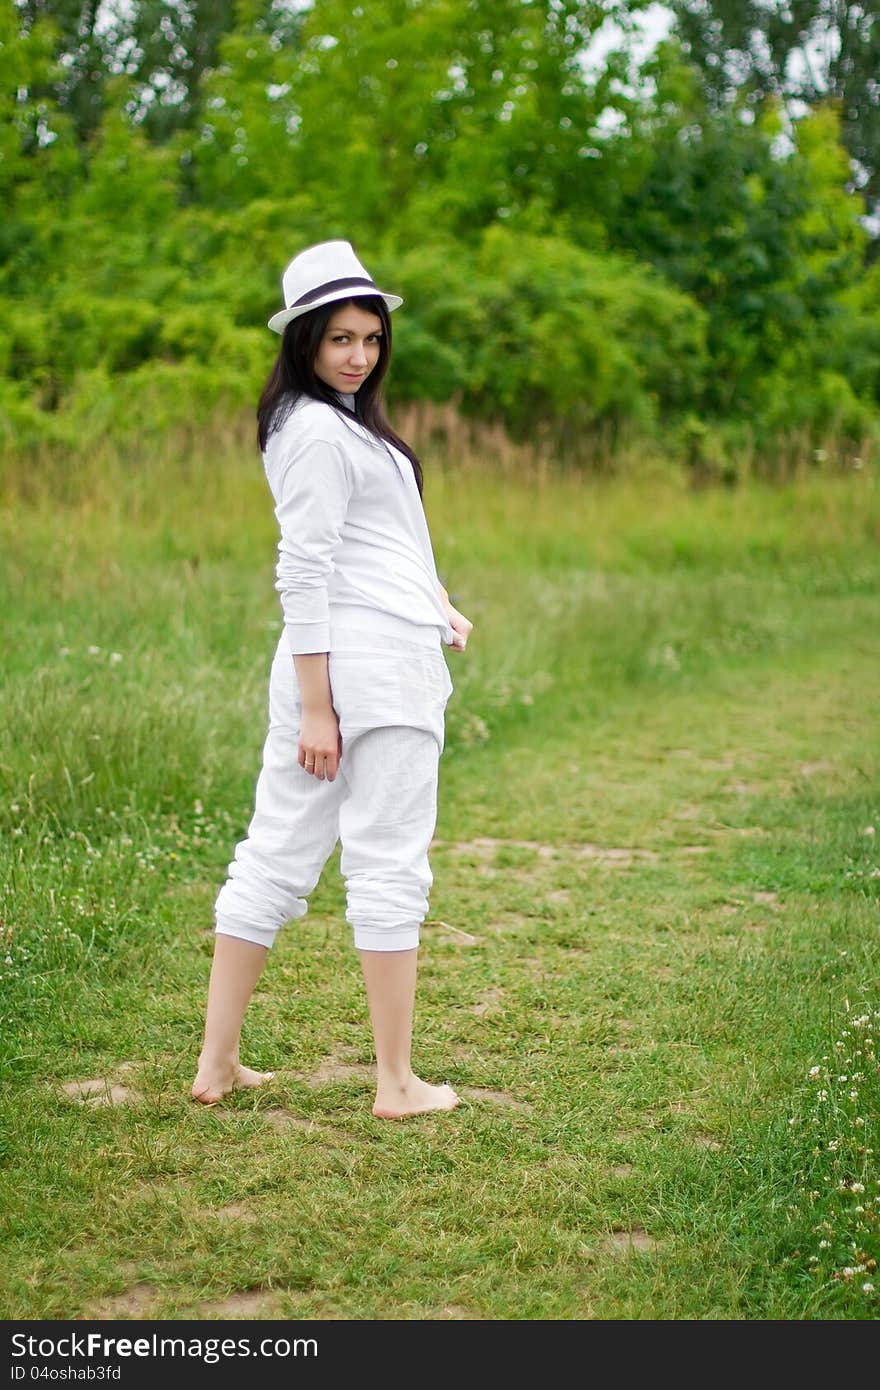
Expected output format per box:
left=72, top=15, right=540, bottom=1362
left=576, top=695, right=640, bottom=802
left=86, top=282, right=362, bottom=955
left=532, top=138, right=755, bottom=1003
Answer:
left=1, top=399, right=875, bottom=512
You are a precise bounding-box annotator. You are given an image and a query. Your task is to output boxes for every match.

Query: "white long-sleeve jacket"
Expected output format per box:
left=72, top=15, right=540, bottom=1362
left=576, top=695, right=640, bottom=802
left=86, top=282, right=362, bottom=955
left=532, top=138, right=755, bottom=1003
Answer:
left=262, top=392, right=454, bottom=654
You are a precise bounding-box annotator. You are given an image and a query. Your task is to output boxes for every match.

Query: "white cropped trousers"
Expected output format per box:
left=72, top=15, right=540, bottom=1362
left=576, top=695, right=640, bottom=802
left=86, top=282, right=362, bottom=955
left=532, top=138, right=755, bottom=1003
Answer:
left=214, top=627, right=453, bottom=953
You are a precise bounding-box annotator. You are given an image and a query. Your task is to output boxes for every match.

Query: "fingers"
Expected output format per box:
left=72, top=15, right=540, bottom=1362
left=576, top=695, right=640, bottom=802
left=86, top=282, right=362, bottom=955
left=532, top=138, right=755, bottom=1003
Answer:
left=298, top=748, right=339, bottom=781
left=450, top=613, right=473, bottom=651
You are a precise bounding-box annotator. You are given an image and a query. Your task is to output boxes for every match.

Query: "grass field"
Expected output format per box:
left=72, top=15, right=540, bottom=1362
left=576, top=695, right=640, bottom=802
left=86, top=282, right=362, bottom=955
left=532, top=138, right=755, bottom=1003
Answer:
left=1, top=435, right=879, bottom=1320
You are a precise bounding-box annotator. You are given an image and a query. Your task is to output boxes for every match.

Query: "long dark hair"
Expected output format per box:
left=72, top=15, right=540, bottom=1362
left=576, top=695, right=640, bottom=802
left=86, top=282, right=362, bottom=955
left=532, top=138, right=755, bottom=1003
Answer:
left=257, top=295, right=423, bottom=495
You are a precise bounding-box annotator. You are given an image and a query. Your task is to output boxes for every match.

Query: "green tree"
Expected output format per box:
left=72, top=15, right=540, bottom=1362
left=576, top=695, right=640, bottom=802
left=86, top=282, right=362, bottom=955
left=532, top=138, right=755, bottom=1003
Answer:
left=11, top=0, right=304, bottom=145
left=669, top=1, right=880, bottom=237
left=604, top=39, right=870, bottom=416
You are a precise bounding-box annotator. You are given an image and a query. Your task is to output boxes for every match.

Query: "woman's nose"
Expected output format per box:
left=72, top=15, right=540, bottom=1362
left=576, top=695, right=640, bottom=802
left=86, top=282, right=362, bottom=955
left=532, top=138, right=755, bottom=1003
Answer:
left=349, top=341, right=368, bottom=365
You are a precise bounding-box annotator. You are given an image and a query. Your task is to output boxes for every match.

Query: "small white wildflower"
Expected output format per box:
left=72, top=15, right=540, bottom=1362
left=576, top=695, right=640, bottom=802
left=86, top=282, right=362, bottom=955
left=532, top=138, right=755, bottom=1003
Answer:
left=109, top=652, right=123, bottom=665
left=10, top=803, right=19, bottom=813
left=809, top=1066, right=822, bottom=1079
left=863, top=1283, right=875, bottom=1294
left=862, top=826, right=875, bottom=836
left=851, top=1182, right=865, bottom=1194
left=850, top=1090, right=859, bottom=1101
left=59, top=646, right=69, bottom=657
left=841, top=1267, right=856, bottom=1279
left=819, top=1239, right=830, bottom=1249
left=4, top=954, right=12, bottom=966
left=87, top=645, right=101, bottom=655
left=828, top=1140, right=839, bottom=1152
left=818, top=1090, right=829, bottom=1101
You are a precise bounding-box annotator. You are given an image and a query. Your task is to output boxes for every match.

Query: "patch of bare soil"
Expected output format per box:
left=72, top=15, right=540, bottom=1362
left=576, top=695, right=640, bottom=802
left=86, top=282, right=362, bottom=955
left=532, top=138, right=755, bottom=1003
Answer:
left=305, top=1057, right=375, bottom=1087
left=609, top=1164, right=633, bottom=1179
left=295, top=1042, right=374, bottom=1091
left=196, top=1290, right=280, bottom=1318
left=597, top=1226, right=659, bottom=1255
left=440, top=837, right=660, bottom=865
left=211, top=1203, right=261, bottom=1223
left=484, top=914, right=531, bottom=935
left=263, top=1107, right=318, bottom=1130
left=80, top=1282, right=160, bottom=1319
left=464, top=987, right=505, bottom=1016
left=61, top=1077, right=142, bottom=1106
left=460, top=1086, right=531, bottom=1112
left=693, top=1134, right=723, bottom=1150
left=261, top=1109, right=358, bottom=1144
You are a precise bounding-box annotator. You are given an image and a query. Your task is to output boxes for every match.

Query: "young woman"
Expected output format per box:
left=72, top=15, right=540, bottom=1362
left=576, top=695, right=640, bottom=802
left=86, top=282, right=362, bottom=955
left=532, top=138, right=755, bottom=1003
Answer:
left=191, top=240, right=472, bottom=1119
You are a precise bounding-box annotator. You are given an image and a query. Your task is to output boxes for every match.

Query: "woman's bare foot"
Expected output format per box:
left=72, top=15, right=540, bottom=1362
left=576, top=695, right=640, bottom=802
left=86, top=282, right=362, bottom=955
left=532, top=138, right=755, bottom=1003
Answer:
left=191, top=1061, right=275, bottom=1107
left=373, top=1074, right=460, bottom=1120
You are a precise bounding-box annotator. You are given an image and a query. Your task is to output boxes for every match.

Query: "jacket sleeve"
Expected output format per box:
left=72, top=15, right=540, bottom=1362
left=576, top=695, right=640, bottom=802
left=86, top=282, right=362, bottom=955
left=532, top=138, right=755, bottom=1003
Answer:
left=265, top=432, right=355, bottom=654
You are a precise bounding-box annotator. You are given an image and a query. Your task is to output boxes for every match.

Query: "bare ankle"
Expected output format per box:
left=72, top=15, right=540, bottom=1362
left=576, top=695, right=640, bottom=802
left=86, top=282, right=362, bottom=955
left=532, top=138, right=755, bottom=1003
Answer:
left=197, top=1048, right=239, bottom=1072
left=376, top=1067, right=413, bottom=1093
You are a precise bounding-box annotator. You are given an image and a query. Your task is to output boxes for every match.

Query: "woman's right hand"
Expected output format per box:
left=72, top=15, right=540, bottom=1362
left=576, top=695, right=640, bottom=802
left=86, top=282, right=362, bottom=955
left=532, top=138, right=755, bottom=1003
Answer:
left=298, top=706, right=342, bottom=781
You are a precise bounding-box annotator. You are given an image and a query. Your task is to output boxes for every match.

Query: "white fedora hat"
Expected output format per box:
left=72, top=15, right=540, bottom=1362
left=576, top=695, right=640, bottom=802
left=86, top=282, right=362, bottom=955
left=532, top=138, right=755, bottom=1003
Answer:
left=267, top=239, right=403, bottom=333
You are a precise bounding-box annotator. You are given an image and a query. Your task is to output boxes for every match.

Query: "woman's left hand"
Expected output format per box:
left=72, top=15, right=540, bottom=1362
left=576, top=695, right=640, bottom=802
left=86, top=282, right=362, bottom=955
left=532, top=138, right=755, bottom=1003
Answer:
left=440, top=588, right=473, bottom=652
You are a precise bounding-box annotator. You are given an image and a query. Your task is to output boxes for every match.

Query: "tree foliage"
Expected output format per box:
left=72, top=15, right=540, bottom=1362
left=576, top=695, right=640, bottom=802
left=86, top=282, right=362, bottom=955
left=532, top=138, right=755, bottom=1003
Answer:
left=1, top=0, right=877, bottom=466
left=669, top=1, right=880, bottom=228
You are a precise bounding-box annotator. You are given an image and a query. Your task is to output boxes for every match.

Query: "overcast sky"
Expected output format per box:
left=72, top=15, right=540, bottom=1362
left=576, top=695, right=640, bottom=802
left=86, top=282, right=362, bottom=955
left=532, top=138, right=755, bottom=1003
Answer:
left=581, top=3, right=675, bottom=80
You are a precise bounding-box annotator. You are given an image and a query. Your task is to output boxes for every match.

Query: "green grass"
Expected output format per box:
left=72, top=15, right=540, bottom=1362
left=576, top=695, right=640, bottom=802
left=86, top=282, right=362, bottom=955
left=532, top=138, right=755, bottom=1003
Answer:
left=1, top=444, right=879, bottom=1320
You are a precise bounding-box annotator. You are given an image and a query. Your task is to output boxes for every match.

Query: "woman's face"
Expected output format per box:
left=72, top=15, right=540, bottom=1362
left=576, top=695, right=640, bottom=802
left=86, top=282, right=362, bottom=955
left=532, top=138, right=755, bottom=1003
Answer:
left=313, top=302, right=383, bottom=393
